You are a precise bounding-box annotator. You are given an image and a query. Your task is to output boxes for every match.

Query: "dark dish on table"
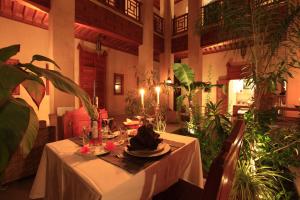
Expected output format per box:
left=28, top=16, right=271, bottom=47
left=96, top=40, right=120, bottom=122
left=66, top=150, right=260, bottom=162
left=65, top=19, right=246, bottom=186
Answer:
left=127, top=124, right=162, bottom=151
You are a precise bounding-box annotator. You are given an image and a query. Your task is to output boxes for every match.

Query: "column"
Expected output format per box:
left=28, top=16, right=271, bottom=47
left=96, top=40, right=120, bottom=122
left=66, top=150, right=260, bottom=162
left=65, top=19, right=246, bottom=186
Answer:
left=188, top=0, right=203, bottom=106
left=49, top=0, right=75, bottom=113
left=138, top=0, right=154, bottom=84
left=160, top=0, right=174, bottom=109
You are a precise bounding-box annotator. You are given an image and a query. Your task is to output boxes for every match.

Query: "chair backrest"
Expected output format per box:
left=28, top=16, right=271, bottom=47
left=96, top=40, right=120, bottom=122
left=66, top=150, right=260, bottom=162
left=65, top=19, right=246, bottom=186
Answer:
left=203, top=120, right=245, bottom=200
left=63, top=107, right=91, bottom=138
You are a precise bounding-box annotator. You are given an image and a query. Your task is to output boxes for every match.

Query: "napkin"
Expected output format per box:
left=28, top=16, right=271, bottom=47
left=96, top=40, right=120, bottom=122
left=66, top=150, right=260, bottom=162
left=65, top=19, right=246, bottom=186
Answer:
left=128, top=124, right=162, bottom=151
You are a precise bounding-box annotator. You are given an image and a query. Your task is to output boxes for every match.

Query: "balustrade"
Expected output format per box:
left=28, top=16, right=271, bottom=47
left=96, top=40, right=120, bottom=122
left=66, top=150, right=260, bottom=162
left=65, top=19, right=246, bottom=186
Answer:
left=173, top=13, right=188, bottom=35
left=154, top=13, right=164, bottom=35
left=98, top=0, right=141, bottom=22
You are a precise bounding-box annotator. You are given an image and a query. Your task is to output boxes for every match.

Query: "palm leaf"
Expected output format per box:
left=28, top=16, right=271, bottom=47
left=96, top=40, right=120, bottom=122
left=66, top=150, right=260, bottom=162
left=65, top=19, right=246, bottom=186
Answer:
left=176, top=95, right=186, bottom=112
left=21, top=63, right=97, bottom=119
left=21, top=74, right=45, bottom=108
left=0, top=98, right=30, bottom=174
left=0, top=45, right=20, bottom=62
left=19, top=106, right=39, bottom=157
left=31, top=55, right=60, bottom=69
left=0, top=63, right=28, bottom=107
left=173, top=63, right=195, bottom=88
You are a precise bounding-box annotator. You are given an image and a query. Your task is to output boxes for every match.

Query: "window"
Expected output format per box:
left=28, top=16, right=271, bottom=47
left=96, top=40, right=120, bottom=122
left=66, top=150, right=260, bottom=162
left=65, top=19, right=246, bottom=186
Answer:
left=114, top=73, right=124, bottom=95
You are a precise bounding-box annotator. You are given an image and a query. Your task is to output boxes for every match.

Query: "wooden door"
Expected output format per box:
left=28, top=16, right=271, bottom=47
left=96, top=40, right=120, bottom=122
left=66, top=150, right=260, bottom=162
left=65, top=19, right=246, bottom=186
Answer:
left=79, top=46, right=107, bottom=108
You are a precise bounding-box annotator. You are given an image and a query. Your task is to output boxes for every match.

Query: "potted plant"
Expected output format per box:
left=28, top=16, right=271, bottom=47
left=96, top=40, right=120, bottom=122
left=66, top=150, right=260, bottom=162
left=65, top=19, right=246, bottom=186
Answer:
left=171, top=63, right=221, bottom=134
left=0, top=44, right=97, bottom=180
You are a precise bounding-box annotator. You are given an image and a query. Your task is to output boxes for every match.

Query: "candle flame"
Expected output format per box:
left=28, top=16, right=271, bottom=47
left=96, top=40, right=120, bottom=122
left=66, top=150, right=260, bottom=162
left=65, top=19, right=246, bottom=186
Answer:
left=139, top=88, right=145, bottom=95
left=155, top=86, right=161, bottom=93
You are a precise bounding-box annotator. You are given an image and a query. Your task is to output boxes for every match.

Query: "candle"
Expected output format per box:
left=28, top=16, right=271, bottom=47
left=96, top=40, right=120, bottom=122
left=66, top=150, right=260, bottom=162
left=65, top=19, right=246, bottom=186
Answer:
left=93, top=80, right=96, bottom=98
left=139, top=88, right=145, bottom=110
left=155, top=86, right=160, bottom=106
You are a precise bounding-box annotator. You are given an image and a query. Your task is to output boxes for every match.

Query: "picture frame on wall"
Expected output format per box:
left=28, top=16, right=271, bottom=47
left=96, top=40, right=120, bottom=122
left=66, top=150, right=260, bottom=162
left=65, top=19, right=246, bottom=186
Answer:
left=114, top=73, right=124, bottom=95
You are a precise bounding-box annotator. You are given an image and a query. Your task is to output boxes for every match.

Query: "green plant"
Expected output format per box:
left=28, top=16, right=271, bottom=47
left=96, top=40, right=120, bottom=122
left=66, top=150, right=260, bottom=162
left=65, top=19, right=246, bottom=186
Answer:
left=231, top=160, right=284, bottom=200
left=196, top=101, right=232, bottom=173
left=172, top=63, right=221, bottom=133
left=198, top=1, right=300, bottom=111
left=0, top=44, right=96, bottom=180
left=204, top=101, right=232, bottom=140
left=153, top=113, right=166, bottom=133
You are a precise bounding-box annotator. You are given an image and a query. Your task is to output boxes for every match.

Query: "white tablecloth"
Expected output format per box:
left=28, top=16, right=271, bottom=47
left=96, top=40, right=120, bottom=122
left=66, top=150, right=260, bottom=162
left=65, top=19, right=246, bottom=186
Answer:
left=30, top=133, right=203, bottom=200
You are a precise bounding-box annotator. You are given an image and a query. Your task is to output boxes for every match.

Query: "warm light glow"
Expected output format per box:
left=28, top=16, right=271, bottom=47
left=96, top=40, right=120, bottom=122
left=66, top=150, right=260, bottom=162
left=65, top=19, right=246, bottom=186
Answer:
left=233, top=79, right=244, bottom=93
left=155, top=86, right=160, bottom=106
left=139, top=88, right=145, bottom=95
left=139, top=89, right=145, bottom=110
left=165, top=77, right=172, bottom=84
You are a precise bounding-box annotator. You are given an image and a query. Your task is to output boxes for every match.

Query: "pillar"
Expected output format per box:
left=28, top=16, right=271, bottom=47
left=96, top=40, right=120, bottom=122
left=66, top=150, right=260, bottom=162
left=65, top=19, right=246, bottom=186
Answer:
left=160, top=0, right=174, bottom=109
left=138, top=0, right=154, bottom=84
left=188, top=0, right=203, bottom=106
left=49, top=0, right=75, bottom=113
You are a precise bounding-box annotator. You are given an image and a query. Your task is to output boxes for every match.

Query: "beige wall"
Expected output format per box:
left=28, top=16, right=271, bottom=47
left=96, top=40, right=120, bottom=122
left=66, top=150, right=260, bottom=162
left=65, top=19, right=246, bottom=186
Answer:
left=174, top=0, right=188, bottom=17
left=0, top=17, right=50, bottom=123
left=286, top=68, right=300, bottom=117
left=106, top=48, right=138, bottom=116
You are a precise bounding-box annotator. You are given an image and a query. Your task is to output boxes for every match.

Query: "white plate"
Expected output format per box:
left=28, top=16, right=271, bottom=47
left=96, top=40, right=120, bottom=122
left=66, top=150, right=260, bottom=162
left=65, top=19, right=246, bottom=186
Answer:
left=102, top=131, right=120, bottom=139
left=124, top=143, right=171, bottom=158
left=75, top=147, right=109, bottom=157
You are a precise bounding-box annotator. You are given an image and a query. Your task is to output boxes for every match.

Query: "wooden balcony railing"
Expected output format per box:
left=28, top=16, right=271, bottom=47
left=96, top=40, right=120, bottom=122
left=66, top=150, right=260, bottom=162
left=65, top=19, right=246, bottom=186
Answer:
left=98, top=0, right=141, bottom=22
left=154, top=13, right=164, bottom=35
left=173, top=13, right=188, bottom=35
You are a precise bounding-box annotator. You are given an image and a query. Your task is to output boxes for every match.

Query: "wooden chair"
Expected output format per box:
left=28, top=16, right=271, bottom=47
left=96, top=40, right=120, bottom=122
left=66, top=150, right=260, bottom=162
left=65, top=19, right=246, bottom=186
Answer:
left=153, top=120, right=245, bottom=200
left=2, top=121, right=56, bottom=184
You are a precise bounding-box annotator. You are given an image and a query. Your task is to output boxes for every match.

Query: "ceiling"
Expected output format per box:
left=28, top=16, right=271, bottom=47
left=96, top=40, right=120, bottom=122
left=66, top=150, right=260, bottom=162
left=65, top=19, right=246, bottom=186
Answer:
left=0, top=0, right=139, bottom=56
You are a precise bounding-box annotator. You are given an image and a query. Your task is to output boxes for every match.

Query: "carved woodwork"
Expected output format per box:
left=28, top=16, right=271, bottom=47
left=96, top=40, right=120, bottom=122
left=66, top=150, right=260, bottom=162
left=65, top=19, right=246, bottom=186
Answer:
left=173, top=13, right=188, bottom=35
left=23, top=0, right=50, bottom=12
left=154, top=13, right=164, bottom=35
left=0, top=0, right=48, bottom=29
left=75, top=0, right=143, bottom=45
left=75, top=23, right=139, bottom=55
left=174, top=50, right=188, bottom=60
left=172, top=34, right=188, bottom=53
left=154, top=34, right=164, bottom=52
left=226, top=61, right=249, bottom=80
left=79, top=45, right=107, bottom=108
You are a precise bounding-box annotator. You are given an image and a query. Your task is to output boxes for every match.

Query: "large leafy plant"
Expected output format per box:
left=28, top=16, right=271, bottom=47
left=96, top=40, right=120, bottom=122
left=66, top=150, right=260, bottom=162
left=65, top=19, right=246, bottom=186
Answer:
left=198, top=1, right=300, bottom=198
left=172, top=63, right=221, bottom=133
left=199, top=0, right=300, bottom=109
left=0, top=44, right=97, bottom=179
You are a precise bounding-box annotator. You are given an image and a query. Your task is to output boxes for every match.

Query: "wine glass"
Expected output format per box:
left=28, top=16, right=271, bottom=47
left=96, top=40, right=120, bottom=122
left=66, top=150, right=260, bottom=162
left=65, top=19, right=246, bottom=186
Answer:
left=115, top=126, right=127, bottom=146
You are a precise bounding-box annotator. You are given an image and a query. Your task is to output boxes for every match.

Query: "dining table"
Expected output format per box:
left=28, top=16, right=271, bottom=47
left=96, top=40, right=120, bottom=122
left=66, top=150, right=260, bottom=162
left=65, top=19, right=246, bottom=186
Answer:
left=29, top=132, right=204, bottom=200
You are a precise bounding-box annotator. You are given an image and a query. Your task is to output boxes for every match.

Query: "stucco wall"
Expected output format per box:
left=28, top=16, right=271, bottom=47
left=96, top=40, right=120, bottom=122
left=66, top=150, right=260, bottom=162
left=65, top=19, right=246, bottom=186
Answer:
left=286, top=68, right=300, bottom=117
left=74, top=39, right=139, bottom=116
left=0, top=17, right=50, bottom=123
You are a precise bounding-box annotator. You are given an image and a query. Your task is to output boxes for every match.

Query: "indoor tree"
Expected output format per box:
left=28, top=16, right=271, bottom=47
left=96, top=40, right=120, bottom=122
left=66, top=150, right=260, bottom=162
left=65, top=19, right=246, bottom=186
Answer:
left=0, top=44, right=97, bottom=180
left=198, top=0, right=300, bottom=198
left=172, top=63, right=221, bottom=134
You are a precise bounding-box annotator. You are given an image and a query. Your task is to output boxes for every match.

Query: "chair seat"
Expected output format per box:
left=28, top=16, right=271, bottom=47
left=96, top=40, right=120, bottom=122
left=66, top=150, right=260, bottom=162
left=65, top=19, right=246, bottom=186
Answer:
left=153, top=179, right=203, bottom=200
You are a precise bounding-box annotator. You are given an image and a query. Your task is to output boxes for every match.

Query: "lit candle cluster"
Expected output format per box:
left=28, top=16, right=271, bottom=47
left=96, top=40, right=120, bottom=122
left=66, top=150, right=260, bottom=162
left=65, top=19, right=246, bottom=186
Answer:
left=139, top=86, right=161, bottom=110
